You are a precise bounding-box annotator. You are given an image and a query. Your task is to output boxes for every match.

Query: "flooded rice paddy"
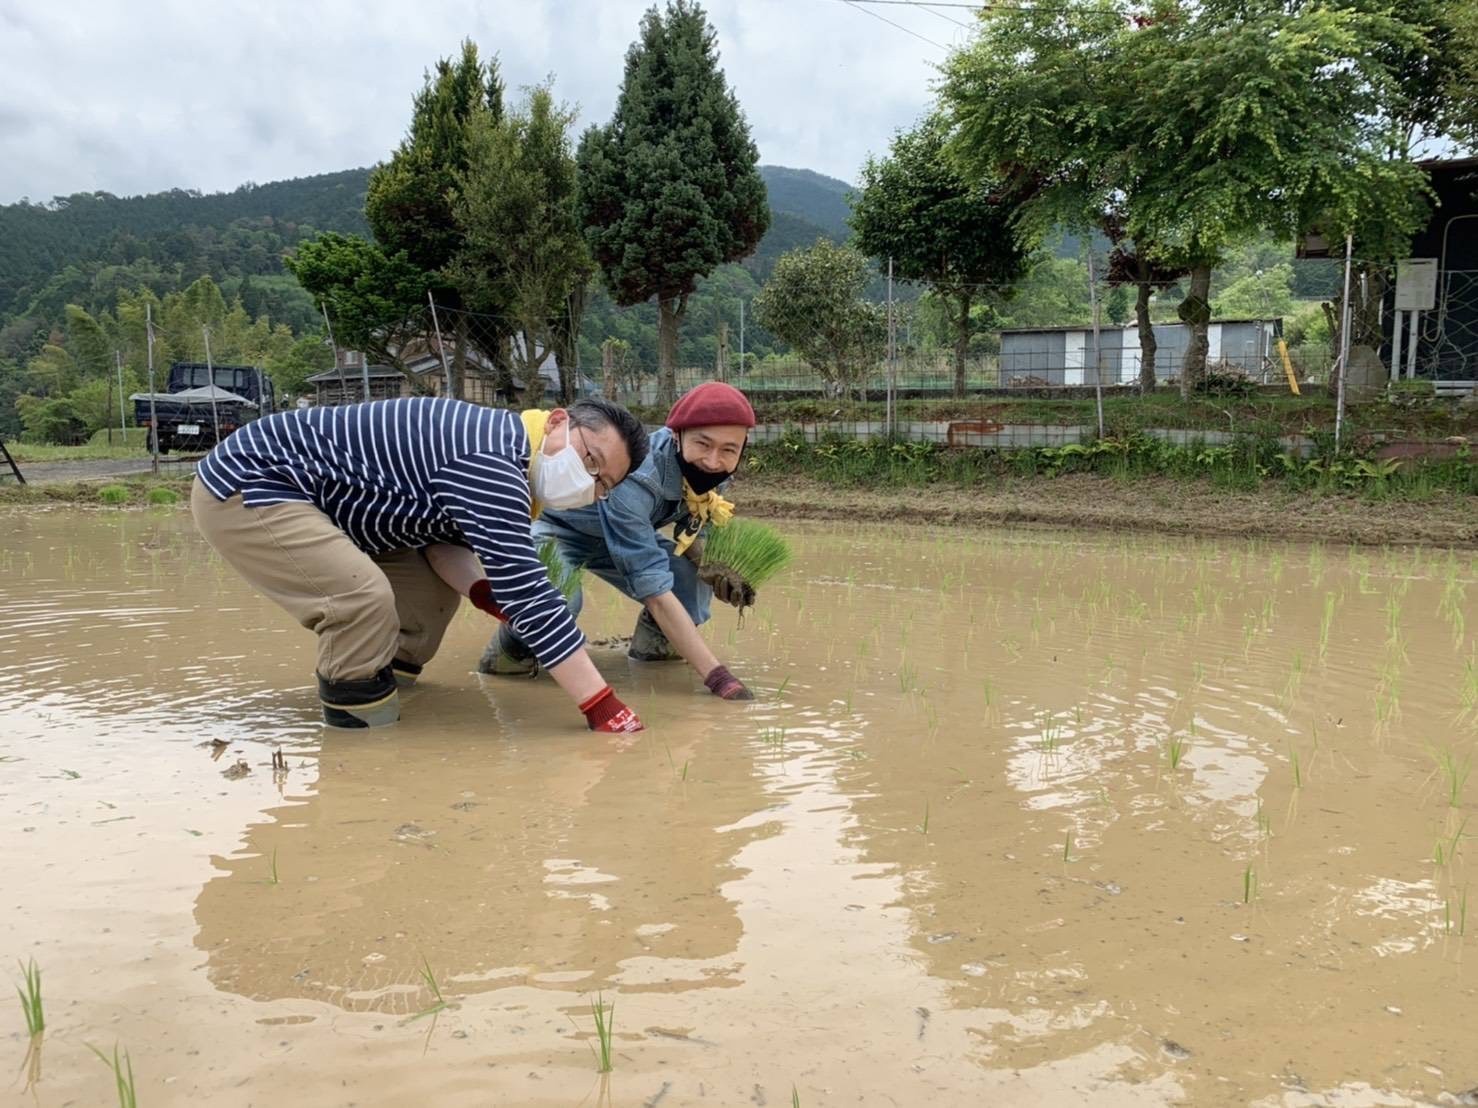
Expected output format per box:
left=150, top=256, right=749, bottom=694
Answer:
left=2, top=506, right=1476, bottom=1107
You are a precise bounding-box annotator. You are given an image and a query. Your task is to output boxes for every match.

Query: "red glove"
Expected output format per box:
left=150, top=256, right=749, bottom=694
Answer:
left=579, top=686, right=644, bottom=733
left=704, top=664, right=754, bottom=701
left=468, top=579, right=507, bottom=622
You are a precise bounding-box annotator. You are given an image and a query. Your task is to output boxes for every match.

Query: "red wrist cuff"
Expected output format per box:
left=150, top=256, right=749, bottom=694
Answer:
left=579, top=685, right=614, bottom=714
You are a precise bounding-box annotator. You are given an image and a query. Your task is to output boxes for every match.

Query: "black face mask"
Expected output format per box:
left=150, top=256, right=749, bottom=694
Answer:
left=676, top=433, right=741, bottom=494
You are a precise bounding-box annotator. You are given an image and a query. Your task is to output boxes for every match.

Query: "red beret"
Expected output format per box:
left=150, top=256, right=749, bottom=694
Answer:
left=665, top=382, right=756, bottom=431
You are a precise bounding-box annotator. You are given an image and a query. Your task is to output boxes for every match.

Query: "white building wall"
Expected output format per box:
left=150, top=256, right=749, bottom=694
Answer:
left=1207, top=323, right=1223, bottom=363
left=1064, top=331, right=1086, bottom=385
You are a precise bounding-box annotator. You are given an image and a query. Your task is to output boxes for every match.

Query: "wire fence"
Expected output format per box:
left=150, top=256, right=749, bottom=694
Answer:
left=296, top=259, right=1475, bottom=451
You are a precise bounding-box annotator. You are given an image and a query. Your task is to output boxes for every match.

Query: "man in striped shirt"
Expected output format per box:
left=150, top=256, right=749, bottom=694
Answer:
left=191, top=396, right=648, bottom=732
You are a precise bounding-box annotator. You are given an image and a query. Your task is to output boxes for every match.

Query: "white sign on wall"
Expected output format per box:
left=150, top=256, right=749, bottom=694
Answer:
left=1394, top=258, right=1439, bottom=311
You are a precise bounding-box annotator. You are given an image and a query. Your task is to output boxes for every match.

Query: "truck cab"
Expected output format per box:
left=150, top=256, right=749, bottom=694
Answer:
left=134, top=362, right=275, bottom=455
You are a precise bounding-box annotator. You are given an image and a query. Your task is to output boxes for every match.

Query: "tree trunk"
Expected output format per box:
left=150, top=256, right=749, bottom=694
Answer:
left=657, top=295, right=683, bottom=408
left=1177, top=264, right=1213, bottom=397
left=1135, top=261, right=1157, bottom=392
left=953, top=290, right=972, bottom=399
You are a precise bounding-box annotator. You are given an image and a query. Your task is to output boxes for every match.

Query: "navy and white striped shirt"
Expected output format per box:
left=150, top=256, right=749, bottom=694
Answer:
left=196, top=398, right=583, bottom=668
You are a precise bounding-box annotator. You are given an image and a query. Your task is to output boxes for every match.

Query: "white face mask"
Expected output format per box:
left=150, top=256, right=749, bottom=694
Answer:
left=532, top=439, right=597, bottom=509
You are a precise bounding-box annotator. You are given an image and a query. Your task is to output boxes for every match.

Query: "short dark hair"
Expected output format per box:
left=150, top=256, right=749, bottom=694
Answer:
left=568, top=397, right=649, bottom=471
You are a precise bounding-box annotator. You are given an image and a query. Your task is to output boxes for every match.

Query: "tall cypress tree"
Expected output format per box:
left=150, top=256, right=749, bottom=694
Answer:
left=577, top=0, right=769, bottom=407
left=364, top=40, right=504, bottom=399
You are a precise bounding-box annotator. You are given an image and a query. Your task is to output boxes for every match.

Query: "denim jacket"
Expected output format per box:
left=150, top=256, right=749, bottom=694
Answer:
left=537, top=427, right=720, bottom=601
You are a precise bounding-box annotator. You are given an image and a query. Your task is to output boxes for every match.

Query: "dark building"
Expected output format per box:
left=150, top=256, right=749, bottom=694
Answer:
left=1389, top=157, right=1478, bottom=388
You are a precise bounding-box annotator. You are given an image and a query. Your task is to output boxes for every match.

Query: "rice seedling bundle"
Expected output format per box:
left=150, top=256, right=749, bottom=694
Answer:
left=537, top=538, right=584, bottom=599
left=701, top=519, right=793, bottom=588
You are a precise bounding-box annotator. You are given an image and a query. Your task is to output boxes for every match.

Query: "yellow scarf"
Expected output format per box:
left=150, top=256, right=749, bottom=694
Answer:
left=674, top=483, right=735, bottom=556
left=520, top=409, right=551, bottom=520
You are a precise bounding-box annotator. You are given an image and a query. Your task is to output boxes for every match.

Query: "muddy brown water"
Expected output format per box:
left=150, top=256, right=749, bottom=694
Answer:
left=2, top=507, right=1476, bottom=1106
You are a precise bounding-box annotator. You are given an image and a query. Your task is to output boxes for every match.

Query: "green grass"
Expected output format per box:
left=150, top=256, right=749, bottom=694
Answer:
left=88, top=1042, right=138, bottom=1108
left=701, top=519, right=794, bottom=588
left=590, top=992, right=615, bottom=1073
left=16, top=957, right=43, bottom=1035
left=98, top=484, right=129, bottom=505
left=4, top=433, right=148, bottom=462
left=146, top=486, right=180, bottom=505
left=408, top=955, right=448, bottom=1022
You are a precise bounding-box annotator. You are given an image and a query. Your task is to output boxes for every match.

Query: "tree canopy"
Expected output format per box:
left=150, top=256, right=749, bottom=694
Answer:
left=577, top=0, right=769, bottom=405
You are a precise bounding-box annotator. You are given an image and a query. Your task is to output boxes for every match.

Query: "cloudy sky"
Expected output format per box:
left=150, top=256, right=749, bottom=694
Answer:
left=0, top=0, right=974, bottom=204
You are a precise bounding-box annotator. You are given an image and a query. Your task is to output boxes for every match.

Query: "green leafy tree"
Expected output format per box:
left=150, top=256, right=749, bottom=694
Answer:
left=453, top=83, right=591, bottom=405
left=286, top=233, right=430, bottom=374
left=1211, top=264, right=1295, bottom=322
left=752, top=240, right=885, bottom=399
left=851, top=116, right=1031, bottom=397
left=944, top=0, right=1432, bottom=394
left=577, top=0, right=769, bottom=407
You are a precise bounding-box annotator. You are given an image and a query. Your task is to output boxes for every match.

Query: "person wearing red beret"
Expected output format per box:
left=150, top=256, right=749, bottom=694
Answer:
left=479, top=382, right=758, bottom=701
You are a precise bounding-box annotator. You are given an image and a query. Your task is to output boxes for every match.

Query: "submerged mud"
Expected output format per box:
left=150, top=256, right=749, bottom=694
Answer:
left=2, top=507, right=1475, bottom=1105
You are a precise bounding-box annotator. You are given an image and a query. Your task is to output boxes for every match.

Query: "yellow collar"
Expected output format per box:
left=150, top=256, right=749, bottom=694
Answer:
left=521, top=409, right=552, bottom=520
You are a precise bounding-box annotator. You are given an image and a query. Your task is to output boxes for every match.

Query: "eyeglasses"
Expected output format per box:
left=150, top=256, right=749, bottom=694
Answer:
left=572, top=426, right=612, bottom=500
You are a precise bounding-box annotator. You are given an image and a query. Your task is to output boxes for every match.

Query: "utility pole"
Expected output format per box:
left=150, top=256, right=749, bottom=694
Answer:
left=202, top=326, right=222, bottom=446
left=146, top=303, right=159, bottom=475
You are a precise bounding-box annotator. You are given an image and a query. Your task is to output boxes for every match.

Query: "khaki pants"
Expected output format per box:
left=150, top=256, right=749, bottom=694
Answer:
left=190, top=480, right=461, bottom=683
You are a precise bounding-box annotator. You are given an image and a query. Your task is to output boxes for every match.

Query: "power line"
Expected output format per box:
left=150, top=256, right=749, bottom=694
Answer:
left=838, top=0, right=950, bottom=50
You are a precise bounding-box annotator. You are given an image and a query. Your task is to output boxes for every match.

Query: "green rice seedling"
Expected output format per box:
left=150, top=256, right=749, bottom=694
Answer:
left=793, top=1086, right=801, bottom=1108
left=774, top=676, right=791, bottom=701
left=146, top=486, right=180, bottom=505
left=267, top=847, right=279, bottom=885
left=1289, top=746, right=1302, bottom=789
left=919, top=799, right=930, bottom=835
left=1255, top=799, right=1271, bottom=840
left=898, top=661, right=916, bottom=694
left=1433, top=747, right=1472, bottom=808
left=403, top=956, right=449, bottom=1024
left=1243, top=864, right=1258, bottom=904
left=760, top=727, right=787, bottom=748
left=16, top=957, right=42, bottom=1035
left=1459, top=654, right=1478, bottom=724
left=98, top=485, right=129, bottom=506
left=1166, top=734, right=1187, bottom=771
left=701, top=520, right=793, bottom=594
left=88, top=1043, right=137, bottom=1108
left=590, top=992, right=615, bottom=1073
left=981, top=679, right=992, bottom=709
left=1037, top=712, right=1062, bottom=753
left=1062, top=831, right=1073, bottom=862
left=537, top=539, right=583, bottom=599
left=1318, top=592, right=1337, bottom=659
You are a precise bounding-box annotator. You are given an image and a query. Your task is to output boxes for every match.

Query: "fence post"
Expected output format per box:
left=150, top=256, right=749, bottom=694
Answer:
left=1334, top=232, right=1354, bottom=452
left=427, top=291, right=454, bottom=400
left=716, top=321, right=729, bottom=383
left=886, top=257, right=897, bottom=438
left=1087, top=250, right=1105, bottom=439
left=146, top=303, right=159, bottom=475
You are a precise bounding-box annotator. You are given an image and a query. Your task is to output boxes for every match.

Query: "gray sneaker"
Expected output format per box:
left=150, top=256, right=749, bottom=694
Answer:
left=627, top=610, right=680, bottom=662
left=478, top=629, right=538, bottom=677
